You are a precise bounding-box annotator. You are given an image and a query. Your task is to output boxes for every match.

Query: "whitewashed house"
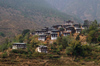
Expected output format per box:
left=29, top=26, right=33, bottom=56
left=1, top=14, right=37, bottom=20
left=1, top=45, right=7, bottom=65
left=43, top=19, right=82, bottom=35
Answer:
left=37, top=45, right=47, bottom=53
left=12, top=43, right=26, bottom=49
left=51, top=33, right=58, bottom=40
left=38, top=35, right=46, bottom=41
left=35, top=31, right=46, bottom=35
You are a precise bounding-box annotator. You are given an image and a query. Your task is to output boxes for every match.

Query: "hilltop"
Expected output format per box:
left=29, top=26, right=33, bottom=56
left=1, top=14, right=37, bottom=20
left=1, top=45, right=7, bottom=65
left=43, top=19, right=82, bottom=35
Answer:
left=46, top=0, right=100, bottom=21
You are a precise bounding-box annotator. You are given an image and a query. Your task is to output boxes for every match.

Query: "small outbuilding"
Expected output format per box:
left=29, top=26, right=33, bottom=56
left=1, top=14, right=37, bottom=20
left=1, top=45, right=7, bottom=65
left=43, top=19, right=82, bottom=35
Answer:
left=37, top=45, right=47, bottom=53
left=12, top=43, right=26, bottom=49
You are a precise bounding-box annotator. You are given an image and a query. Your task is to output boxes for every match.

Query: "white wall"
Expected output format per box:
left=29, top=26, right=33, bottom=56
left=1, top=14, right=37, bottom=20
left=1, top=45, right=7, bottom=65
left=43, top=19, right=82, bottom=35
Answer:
left=38, top=37, right=45, bottom=41
left=12, top=45, right=17, bottom=49
left=51, top=37, right=57, bottom=40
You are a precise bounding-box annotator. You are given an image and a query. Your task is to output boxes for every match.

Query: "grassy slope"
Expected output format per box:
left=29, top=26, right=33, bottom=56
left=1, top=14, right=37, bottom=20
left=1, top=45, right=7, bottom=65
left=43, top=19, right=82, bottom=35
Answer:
left=0, top=0, right=81, bottom=37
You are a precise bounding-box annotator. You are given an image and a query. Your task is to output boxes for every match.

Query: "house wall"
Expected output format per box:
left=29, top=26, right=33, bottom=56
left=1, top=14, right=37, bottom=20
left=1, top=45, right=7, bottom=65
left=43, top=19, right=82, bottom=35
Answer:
left=12, top=44, right=26, bottom=49
left=76, top=30, right=81, bottom=33
left=66, top=23, right=73, bottom=25
left=67, top=30, right=71, bottom=32
left=37, top=47, right=47, bottom=53
left=63, top=33, right=70, bottom=36
left=12, top=45, right=17, bottom=49
left=74, top=27, right=79, bottom=29
left=38, top=37, right=45, bottom=41
left=37, top=47, right=41, bottom=53
left=51, top=37, right=57, bottom=40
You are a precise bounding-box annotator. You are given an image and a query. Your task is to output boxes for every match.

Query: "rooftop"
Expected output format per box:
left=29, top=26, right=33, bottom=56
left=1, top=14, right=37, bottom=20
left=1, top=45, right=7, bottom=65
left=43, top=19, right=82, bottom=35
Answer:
left=13, top=43, right=26, bottom=45
left=39, top=45, right=47, bottom=48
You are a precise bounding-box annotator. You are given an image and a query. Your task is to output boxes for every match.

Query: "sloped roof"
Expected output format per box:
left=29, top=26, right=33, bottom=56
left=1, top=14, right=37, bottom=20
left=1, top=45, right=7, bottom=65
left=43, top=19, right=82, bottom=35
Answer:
left=13, top=43, right=26, bottom=45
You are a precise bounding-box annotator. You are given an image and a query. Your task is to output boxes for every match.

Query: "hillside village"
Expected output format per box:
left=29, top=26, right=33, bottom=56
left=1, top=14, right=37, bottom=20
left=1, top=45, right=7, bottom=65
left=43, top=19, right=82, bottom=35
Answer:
left=31, top=20, right=86, bottom=42
left=12, top=20, right=91, bottom=53
left=1, top=20, right=100, bottom=66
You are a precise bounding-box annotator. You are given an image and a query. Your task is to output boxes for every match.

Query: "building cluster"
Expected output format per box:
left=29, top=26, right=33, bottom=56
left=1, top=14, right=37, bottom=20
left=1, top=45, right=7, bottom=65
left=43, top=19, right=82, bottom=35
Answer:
left=12, top=20, right=89, bottom=53
left=31, top=20, right=85, bottom=41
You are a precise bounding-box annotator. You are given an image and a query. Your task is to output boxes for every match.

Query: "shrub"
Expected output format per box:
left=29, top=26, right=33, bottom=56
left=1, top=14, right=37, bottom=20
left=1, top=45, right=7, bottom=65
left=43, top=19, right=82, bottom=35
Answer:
left=66, top=47, right=73, bottom=55
left=1, top=52, right=7, bottom=58
left=12, top=49, right=28, bottom=54
left=76, top=35, right=80, bottom=40
left=0, top=32, right=5, bottom=37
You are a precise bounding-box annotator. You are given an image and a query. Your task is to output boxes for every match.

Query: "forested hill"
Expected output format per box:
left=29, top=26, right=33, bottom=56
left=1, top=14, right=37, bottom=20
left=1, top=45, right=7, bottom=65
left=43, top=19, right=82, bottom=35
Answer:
left=0, top=0, right=81, bottom=37
left=46, top=0, right=100, bottom=22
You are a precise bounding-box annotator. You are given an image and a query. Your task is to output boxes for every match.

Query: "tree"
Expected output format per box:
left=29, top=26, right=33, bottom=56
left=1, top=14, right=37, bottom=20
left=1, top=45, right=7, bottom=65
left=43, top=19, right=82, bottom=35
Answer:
left=62, top=37, right=68, bottom=49
left=0, top=32, right=5, bottom=37
left=59, top=28, right=64, bottom=31
left=89, top=20, right=98, bottom=31
left=76, top=35, right=80, bottom=40
left=67, top=40, right=92, bottom=57
left=97, top=35, right=100, bottom=42
left=84, top=20, right=90, bottom=27
left=22, top=29, right=30, bottom=37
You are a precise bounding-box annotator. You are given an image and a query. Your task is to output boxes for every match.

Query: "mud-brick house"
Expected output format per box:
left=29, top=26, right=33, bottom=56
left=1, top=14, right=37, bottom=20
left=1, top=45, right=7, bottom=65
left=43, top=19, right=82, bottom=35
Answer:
left=47, top=27, right=55, bottom=34
left=37, top=45, right=47, bottom=53
left=51, top=29, right=60, bottom=34
left=12, top=43, right=26, bottom=49
left=66, top=26, right=75, bottom=33
left=51, top=33, right=58, bottom=40
left=52, top=25, right=62, bottom=29
left=41, top=27, right=48, bottom=31
left=73, top=24, right=81, bottom=29
left=63, top=31, right=70, bottom=36
left=35, top=30, right=46, bottom=35
left=75, top=28, right=82, bottom=33
left=62, top=25, right=71, bottom=28
left=38, top=35, right=47, bottom=41
left=65, top=20, right=74, bottom=25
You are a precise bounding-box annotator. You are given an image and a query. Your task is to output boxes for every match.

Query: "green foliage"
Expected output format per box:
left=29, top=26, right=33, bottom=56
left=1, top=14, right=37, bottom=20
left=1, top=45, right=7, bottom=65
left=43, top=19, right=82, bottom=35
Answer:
left=0, top=32, right=5, bottom=37
left=97, top=35, right=100, bottom=42
left=56, top=36, right=73, bottom=49
left=0, top=38, right=12, bottom=52
left=67, top=40, right=92, bottom=57
left=59, top=45, right=63, bottom=51
left=22, top=29, right=30, bottom=37
left=84, top=20, right=90, bottom=26
left=1, top=52, right=7, bottom=58
left=12, top=49, right=28, bottom=54
left=89, top=20, right=98, bottom=31
left=66, top=47, right=73, bottom=55
left=86, top=20, right=99, bottom=43
left=76, top=35, right=80, bottom=40
left=59, top=28, right=64, bottom=31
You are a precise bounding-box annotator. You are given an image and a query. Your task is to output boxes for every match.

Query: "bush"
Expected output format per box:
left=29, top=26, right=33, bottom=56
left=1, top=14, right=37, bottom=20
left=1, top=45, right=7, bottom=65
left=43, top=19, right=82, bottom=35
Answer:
left=0, top=43, right=8, bottom=52
left=0, top=32, right=5, bottom=37
left=76, top=35, right=80, bottom=40
left=1, top=52, right=7, bottom=58
left=12, top=49, right=28, bottom=54
left=66, top=47, right=73, bottom=55
left=67, top=41, right=92, bottom=57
